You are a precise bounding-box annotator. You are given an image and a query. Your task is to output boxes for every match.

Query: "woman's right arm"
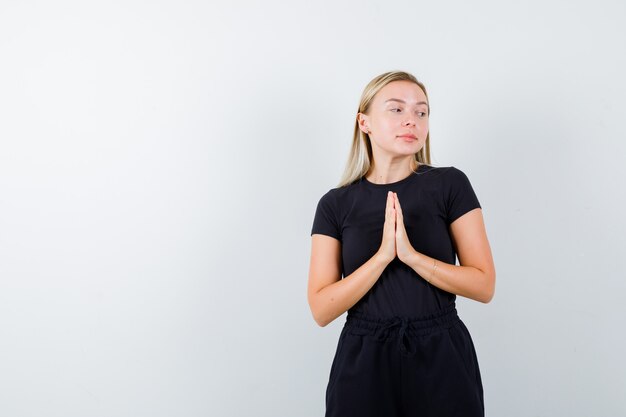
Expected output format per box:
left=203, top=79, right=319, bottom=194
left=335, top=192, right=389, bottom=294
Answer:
left=307, top=192, right=397, bottom=327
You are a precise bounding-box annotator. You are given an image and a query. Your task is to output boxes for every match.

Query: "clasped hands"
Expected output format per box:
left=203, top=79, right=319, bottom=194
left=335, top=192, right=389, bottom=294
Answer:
left=378, top=191, right=417, bottom=264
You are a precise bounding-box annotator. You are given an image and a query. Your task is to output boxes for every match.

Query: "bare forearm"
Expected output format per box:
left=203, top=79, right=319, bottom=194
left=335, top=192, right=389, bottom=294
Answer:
left=313, top=253, right=391, bottom=327
left=405, top=250, right=495, bottom=303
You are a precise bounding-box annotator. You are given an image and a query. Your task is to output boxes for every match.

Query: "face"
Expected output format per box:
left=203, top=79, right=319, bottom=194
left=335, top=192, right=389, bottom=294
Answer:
left=358, top=80, right=429, bottom=158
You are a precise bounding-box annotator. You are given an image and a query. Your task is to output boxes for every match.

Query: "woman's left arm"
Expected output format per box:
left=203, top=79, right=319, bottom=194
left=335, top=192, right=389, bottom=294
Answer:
left=402, top=207, right=496, bottom=303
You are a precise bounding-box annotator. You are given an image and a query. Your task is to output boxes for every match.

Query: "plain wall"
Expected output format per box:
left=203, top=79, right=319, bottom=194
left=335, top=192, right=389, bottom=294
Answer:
left=1, top=0, right=625, bottom=416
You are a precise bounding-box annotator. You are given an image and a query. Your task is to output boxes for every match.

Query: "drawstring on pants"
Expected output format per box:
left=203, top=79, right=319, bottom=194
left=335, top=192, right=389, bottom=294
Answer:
left=345, top=305, right=459, bottom=358
left=380, top=317, right=415, bottom=356
left=374, top=317, right=415, bottom=356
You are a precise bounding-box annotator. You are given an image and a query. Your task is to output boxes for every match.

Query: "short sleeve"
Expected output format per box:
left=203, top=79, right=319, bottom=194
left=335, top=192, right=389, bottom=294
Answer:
left=310, top=189, right=341, bottom=240
left=444, top=167, right=481, bottom=225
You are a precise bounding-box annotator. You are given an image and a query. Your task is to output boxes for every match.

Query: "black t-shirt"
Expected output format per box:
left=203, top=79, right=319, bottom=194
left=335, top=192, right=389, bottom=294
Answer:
left=310, top=164, right=481, bottom=319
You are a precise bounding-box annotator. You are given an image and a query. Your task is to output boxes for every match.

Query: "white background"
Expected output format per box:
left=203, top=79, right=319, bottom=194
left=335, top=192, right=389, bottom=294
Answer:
left=1, top=1, right=625, bottom=416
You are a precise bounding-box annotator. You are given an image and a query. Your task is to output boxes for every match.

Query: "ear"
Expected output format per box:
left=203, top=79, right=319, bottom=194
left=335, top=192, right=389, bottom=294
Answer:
left=357, top=112, right=370, bottom=134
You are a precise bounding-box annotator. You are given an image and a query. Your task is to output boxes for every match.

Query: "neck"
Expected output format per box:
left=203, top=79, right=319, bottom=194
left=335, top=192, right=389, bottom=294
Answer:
left=366, top=159, right=418, bottom=185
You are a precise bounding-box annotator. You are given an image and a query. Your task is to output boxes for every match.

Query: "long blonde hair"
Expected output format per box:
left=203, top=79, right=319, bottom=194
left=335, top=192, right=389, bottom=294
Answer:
left=337, top=71, right=432, bottom=188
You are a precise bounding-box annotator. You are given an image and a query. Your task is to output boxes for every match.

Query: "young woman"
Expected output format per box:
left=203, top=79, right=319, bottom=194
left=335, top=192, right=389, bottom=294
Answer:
left=308, top=71, right=496, bottom=417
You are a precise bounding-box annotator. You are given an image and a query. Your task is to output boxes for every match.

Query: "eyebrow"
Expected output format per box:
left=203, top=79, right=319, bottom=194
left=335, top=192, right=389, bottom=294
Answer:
left=384, top=98, right=429, bottom=107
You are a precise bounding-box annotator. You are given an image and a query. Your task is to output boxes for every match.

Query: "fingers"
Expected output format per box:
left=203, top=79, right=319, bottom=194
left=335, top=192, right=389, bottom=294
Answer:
left=393, top=193, right=414, bottom=262
left=386, top=191, right=396, bottom=220
left=393, top=193, right=403, bottom=220
left=378, top=192, right=397, bottom=263
left=393, top=193, right=405, bottom=235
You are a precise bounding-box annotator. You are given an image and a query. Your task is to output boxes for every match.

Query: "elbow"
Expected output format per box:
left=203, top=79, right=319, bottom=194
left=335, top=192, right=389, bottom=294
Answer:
left=309, top=295, right=331, bottom=327
left=315, top=316, right=330, bottom=328
left=480, top=271, right=496, bottom=304
left=312, top=309, right=332, bottom=327
left=480, top=290, right=494, bottom=304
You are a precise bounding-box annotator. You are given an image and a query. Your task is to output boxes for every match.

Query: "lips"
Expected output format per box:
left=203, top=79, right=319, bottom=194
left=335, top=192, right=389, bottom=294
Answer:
left=398, top=134, right=417, bottom=140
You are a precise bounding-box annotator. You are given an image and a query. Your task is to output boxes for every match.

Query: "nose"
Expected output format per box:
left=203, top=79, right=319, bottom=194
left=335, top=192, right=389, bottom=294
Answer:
left=403, top=115, right=416, bottom=127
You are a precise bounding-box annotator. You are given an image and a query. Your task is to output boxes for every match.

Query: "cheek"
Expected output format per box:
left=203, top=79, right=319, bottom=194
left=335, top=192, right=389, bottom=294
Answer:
left=379, top=118, right=395, bottom=130
left=418, top=121, right=429, bottom=136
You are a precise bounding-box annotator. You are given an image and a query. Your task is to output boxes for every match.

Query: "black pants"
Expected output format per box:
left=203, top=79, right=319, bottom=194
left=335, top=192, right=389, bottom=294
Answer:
left=325, top=304, right=484, bottom=417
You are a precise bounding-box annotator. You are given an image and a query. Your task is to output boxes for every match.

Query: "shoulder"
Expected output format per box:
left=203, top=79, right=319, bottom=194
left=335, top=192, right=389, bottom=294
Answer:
left=414, top=163, right=462, bottom=174
left=414, top=164, right=466, bottom=181
left=426, top=164, right=466, bottom=175
left=430, top=165, right=473, bottom=184
left=311, top=183, right=357, bottom=239
left=313, top=182, right=361, bottom=223
left=316, top=181, right=358, bottom=203
left=419, top=165, right=477, bottom=198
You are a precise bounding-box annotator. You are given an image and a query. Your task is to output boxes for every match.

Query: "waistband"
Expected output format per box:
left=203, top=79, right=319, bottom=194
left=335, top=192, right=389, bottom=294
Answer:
left=345, top=304, right=460, bottom=356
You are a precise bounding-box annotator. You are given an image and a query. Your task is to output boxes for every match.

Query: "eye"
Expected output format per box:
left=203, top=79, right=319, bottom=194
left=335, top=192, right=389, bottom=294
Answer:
left=418, top=111, right=427, bottom=117
left=390, top=108, right=402, bottom=113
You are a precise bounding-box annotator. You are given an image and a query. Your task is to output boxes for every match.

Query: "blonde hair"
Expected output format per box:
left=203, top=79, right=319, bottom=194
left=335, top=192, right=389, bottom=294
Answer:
left=337, top=71, right=432, bottom=188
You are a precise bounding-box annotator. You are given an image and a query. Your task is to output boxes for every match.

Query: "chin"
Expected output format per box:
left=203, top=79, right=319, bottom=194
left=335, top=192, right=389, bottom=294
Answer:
left=398, top=144, right=424, bottom=154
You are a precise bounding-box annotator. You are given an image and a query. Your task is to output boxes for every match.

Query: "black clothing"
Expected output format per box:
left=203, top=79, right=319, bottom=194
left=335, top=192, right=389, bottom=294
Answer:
left=325, top=306, right=484, bottom=417
left=310, top=164, right=485, bottom=416
left=310, top=164, right=482, bottom=318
